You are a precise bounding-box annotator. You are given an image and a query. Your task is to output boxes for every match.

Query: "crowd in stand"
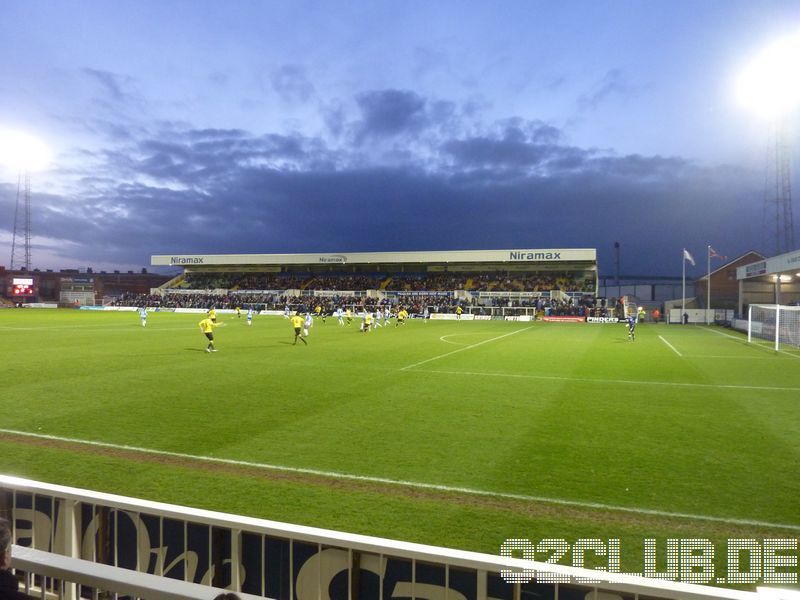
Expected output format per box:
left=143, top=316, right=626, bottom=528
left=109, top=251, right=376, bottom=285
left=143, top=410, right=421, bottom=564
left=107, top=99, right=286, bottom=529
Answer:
left=305, top=273, right=385, bottom=291
left=184, top=273, right=307, bottom=290
left=117, top=269, right=598, bottom=315
left=179, top=270, right=595, bottom=293
left=116, top=291, right=607, bottom=319
left=385, top=273, right=468, bottom=291
left=116, top=291, right=473, bottom=314
left=482, top=295, right=598, bottom=316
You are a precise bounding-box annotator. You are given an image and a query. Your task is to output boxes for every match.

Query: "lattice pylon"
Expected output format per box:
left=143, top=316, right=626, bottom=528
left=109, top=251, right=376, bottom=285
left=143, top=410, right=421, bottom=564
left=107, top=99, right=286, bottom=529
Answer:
left=763, top=120, right=796, bottom=256
left=10, top=170, right=31, bottom=271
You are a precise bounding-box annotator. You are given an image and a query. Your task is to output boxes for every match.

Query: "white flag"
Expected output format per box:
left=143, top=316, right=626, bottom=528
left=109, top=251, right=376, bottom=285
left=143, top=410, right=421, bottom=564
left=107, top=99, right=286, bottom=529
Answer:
left=683, top=249, right=696, bottom=266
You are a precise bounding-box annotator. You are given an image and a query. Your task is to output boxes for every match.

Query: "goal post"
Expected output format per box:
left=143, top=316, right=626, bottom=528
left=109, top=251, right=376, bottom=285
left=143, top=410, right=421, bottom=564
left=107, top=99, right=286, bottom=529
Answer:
left=747, top=304, right=800, bottom=351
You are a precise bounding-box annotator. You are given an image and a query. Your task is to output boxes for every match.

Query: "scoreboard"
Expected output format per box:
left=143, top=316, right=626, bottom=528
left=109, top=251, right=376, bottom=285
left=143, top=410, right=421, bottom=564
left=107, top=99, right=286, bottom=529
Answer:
left=12, top=277, right=36, bottom=297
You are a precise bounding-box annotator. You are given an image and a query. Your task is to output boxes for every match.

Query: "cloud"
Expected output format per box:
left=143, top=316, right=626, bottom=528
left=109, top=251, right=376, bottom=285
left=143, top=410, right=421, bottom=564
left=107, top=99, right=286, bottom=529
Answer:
left=271, top=65, right=316, bottom=104
left=578, top=69, right=647, bottom=111
left=81, top=68, right=144, bottom=114
left=441, top=119, right=572, bottom=172
left=353, top=89, right=429, bottom=141
left=0, top=88, right=765, bottom=275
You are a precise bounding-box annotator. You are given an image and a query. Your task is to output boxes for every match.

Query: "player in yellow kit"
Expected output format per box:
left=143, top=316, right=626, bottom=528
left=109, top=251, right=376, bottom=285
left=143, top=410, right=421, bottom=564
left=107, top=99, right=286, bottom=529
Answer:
left=291, top=312, right=307, bottom=345
left=199, top=317, right=218, bottom=352
left=396, top=308, right=408, bottom=327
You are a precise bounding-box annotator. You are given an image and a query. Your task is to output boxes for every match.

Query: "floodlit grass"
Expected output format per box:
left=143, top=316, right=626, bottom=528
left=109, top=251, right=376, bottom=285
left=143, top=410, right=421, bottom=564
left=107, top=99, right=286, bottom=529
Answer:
left=1, top=308, right=799, bottom=578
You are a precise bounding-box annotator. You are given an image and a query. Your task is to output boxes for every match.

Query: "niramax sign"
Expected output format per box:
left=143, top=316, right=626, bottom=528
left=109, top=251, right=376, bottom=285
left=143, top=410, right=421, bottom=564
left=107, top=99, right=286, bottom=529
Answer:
left=153, top=249, right=596, bottom=267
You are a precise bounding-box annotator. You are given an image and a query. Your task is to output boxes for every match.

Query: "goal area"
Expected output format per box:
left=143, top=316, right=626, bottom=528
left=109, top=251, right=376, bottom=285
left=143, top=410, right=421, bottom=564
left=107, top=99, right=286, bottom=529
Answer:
left=747, top=304, right=800, bottom=351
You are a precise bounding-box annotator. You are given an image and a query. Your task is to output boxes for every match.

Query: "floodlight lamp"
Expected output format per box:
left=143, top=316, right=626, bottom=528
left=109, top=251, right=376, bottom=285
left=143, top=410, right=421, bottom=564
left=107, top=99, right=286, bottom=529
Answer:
left=0, top=128, right=52, bottom=172
left=736, top=32, right=800, bottom=118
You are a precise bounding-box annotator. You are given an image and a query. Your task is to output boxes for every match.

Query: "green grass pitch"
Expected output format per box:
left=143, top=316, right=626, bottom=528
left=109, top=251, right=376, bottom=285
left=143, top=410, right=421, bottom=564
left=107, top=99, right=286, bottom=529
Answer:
left=1, top=308, right=799, bottom=580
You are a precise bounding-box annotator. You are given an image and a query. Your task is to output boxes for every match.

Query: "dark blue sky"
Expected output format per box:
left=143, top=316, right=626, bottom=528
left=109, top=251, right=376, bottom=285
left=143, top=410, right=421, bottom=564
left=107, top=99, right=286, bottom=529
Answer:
left=0, top=1, right=799, bottom=276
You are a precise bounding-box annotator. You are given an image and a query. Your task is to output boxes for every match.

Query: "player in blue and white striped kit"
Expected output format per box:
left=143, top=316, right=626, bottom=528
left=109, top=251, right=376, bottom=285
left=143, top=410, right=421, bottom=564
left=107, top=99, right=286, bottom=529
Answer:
left=138, top=307, right=147, bottom=327
left=247, top=307, right=253, bottom=326
left=626, top=314, right=636, bottom=341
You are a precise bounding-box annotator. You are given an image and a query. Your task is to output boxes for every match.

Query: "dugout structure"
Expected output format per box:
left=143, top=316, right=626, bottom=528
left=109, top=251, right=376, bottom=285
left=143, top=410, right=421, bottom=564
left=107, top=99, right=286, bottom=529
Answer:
left=151, top=248, right=598, bottom=303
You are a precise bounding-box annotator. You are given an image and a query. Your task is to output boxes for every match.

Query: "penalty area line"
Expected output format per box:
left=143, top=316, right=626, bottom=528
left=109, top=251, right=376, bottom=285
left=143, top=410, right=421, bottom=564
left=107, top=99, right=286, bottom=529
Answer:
left=401, top=326, right=534, bottom=371
left=658, top=335, right=682, bottom=357
left=700, top=326, right=800, bottom=360
left=1, top=428, right=798, bottom=532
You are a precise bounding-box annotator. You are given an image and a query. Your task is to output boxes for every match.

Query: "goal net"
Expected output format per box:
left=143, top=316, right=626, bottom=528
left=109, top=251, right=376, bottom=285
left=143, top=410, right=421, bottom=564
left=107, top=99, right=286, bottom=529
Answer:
left=747, top=304, right=800, bottom=350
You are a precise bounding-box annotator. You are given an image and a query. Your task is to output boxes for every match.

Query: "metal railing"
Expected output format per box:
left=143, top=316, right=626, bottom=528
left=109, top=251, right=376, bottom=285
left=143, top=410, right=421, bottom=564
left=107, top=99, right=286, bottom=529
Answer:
left=0, top=475, right=791, bottom=600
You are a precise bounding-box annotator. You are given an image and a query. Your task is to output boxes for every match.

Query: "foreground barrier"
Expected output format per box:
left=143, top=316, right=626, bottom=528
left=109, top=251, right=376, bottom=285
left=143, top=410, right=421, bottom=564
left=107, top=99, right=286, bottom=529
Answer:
left=0, top=475, right=793, bottom=600
left=12, top=545, right=264, bottom=600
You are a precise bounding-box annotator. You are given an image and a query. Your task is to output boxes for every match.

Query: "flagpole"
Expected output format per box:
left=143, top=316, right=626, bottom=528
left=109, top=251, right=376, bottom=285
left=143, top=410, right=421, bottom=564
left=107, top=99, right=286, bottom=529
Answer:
left=707, top=245, right=711, bottom=325
left=682, top=248, right=686, bottom=324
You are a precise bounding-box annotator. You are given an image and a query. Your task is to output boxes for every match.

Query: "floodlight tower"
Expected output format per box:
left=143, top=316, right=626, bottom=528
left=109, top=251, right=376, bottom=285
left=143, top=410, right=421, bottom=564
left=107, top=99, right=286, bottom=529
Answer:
left=764, top=120, right=795, bottom=255
left=2, top=129, right=51, bottom=271
left=10, top=170, right=32, bottom=271
left=737, top=31, right=800, bottom=256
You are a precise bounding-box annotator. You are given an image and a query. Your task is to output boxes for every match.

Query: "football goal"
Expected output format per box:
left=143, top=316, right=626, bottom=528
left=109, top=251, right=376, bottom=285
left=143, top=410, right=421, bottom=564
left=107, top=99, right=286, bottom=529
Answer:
left=747, top=304, right=800, bottom=351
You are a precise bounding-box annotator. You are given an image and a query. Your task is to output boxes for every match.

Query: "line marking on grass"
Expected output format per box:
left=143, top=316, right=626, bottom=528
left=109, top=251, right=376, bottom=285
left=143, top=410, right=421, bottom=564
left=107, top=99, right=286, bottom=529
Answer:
left=682, top=355, right=783, bottom=360
left=439, top=334, right=468, bottom=346
left=401, top=326, right=533, bottom=371
left=2, top=427, right=798, bottom=532
left=411, top=369, right=800, bottom=392
left=700, top=326, right=800, bottom=360
left=658, top=335, right=682, bottom=357
left=0, top=325, right=195, bottom=332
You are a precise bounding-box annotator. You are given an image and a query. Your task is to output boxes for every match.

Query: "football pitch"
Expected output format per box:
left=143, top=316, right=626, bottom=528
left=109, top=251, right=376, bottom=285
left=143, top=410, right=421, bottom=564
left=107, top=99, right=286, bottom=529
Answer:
left=1, top=309, right=799, bottom=575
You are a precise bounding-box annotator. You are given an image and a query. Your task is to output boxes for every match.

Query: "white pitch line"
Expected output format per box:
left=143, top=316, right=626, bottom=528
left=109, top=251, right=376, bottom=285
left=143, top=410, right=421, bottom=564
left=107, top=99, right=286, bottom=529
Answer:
left=412, top=369, right=800, bottom=392
left=401, top=326, right=533, bottom=371
left=439, top=333, right=484, bottom=346
left=0, top=325, right=196, bottom=332
left=682, top=355, right=783, bottom=360
left=658, top=335, right=682, bottom=357
left=1, top=427, right=798, bottom=532
left=701, top=326, right=800, bottom=360
left=701, top=327, right=747, bottom=342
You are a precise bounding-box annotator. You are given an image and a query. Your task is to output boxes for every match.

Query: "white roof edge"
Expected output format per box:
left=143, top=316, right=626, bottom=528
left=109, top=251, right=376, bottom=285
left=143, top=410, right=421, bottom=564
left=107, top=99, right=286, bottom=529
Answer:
left=737, top=248, right=800, bottom=280
left=151, top=249, right=598, bottom=267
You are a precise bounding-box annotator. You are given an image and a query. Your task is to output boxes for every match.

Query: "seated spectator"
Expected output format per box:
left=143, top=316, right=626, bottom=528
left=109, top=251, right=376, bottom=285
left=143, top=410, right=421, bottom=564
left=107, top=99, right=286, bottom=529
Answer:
left=0, top=517, right=24, bottom=599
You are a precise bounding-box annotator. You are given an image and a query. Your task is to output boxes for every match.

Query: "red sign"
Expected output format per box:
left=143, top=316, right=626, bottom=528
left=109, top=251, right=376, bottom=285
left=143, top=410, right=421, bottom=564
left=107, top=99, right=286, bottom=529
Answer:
left=541, top=316, right=586, bottom=322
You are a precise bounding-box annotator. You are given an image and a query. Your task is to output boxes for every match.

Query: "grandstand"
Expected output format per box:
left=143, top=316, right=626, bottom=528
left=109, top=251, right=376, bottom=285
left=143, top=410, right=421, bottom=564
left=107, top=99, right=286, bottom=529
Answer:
left=145, top=249, right=599, bottom=317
